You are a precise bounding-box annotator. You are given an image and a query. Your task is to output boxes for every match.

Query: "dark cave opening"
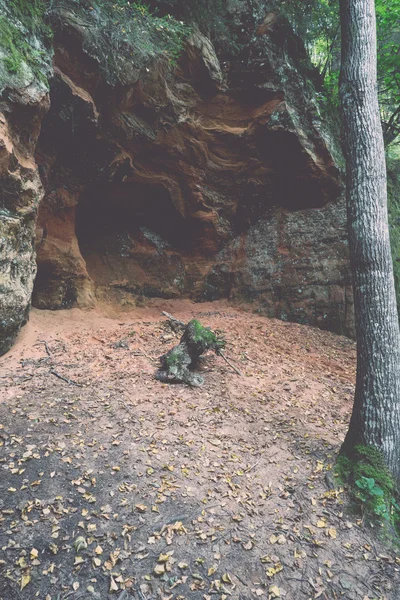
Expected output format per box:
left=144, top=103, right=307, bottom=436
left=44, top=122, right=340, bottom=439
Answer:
left=255, top=129, right=340, bottom=210
left=77, top=182, right=188, bottom=252
left=75, top=181, right=193, bottom=296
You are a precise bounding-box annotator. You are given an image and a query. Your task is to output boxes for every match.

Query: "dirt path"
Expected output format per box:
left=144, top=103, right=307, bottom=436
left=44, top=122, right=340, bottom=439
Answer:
left=0, top=301, right=398, bottom=600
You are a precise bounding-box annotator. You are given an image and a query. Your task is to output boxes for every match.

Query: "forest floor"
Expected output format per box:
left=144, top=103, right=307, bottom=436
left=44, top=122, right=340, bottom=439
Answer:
left=0, top=300, right=399, bottom=600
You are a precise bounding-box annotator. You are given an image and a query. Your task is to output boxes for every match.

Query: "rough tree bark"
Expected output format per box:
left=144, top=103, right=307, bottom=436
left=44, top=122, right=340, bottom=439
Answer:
left=339, top=0, right=400, bottom=482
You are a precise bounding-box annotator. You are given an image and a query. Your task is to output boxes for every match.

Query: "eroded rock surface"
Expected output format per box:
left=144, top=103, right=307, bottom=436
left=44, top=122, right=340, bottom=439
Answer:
left=0, top=5, right=354, bottom=355
left=0, top=85, right=49, bottom=355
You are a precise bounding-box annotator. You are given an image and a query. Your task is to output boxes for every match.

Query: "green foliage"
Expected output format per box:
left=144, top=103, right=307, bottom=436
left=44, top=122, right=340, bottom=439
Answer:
left=1, top=0, right=190, bottom=84
left=281, top=0, right=400, bottom=144
left=376, top=0, right=400, bottom=145
left=190, top=319, right=224, bottom=349
left=335, top=445, right=400, bottom=532
left=146, top=0, right=239, bottom=54
left=55, top=0, right=192, bottom=83
left=0, top=0, right=51, bottom=81
left=355, top=477, right=390, bottom=520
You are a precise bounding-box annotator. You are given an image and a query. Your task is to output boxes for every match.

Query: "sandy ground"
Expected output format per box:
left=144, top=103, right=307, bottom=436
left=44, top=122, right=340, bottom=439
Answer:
left=0, top=300, right=399, bottom=600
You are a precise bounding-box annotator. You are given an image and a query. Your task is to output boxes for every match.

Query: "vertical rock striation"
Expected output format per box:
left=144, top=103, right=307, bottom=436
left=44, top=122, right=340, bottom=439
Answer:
left=0, top=84, right=49, bottom=354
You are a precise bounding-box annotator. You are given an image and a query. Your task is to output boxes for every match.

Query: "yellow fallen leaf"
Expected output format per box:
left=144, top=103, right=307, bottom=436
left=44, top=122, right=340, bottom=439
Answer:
left=135, top=504, right=148, bottom=512
left=20, top=571, right=31, bottom=590
left=30, top=548, right=39, bottom=560
left=269, top=585, right=280, bottom=598
left=260, top=555, right=272, bottom=563
left=158, top=553, right=173, bottom=563
left=95, top=545, right=103, bottom=555
left=269, top=535, right=278, bottom=545
left=222, top=573, right=233, bottom=585
left=110, top=576, right=119, bottom=592
left=154, top=563, right=166, bottom=576
left=208, top=565, right=217, bottom=576
left=316, top=519, right=327, bottom=528
left=327, top=528, right=337, bottom=539
left=73, top=582, right=79, bottom=591
left=266, top=563, right=283, bottom=578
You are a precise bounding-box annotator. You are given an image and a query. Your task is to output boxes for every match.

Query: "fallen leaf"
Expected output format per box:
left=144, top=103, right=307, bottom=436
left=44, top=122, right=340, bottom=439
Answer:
left=110, top=576, right=119, bottom=592
left=20, top=571, right=31, bottom=590
left=154, top=563, right=166, bottom=576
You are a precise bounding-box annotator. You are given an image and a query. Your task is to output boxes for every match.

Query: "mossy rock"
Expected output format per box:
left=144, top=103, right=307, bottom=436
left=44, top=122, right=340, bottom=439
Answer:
left=156, top=318, right=225, bottom=386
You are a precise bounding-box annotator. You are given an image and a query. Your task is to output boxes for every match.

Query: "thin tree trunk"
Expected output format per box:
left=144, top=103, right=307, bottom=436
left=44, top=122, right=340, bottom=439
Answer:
left=339, top=0, right=400, bottom=483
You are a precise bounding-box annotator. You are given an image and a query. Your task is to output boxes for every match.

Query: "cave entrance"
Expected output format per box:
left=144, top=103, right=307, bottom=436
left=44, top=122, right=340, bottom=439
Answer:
left=76, top=181, right=190, bottom=298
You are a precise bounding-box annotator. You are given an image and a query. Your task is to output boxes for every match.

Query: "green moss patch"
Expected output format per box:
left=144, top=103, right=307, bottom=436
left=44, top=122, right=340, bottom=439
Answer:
left=51, top=0, right=192, bottom=84
left=335, top=445, right=400, bottom=534
left=190, top=319, right=224, bottom=349
left=0, top=0, right=51, bottom=82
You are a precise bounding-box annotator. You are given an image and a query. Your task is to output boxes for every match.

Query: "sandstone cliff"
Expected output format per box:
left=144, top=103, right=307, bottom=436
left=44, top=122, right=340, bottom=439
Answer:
left=0, top=1, right=353, bottom=355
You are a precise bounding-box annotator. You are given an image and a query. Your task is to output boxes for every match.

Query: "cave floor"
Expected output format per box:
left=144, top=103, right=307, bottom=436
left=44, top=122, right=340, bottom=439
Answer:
left=0, top=300, right=398, bottom=600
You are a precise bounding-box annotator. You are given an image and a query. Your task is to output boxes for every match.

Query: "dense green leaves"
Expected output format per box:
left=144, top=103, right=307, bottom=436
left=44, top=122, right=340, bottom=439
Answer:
left=283, top=0, right=400, bottom=147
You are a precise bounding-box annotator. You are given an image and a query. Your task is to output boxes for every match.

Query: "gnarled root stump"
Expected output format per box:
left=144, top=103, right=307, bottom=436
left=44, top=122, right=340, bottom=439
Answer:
left=156, top=319, right=224, bottom=386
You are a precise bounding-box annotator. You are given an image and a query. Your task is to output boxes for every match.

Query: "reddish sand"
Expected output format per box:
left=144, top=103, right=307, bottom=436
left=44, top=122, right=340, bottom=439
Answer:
left=0, top=301, right=398, bottom=600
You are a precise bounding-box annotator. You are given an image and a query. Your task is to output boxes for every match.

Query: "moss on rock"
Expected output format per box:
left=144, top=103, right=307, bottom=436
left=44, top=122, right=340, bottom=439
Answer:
left=156, top=318, right=225, bottom=386
left=335, top=445, right=400, bottom=535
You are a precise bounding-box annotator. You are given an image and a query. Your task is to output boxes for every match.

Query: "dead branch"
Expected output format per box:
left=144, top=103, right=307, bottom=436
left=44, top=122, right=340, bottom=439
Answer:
left=38, top=339, right=52, bottom=358
left=161, top=311, right=186, bottom=326
left=50, top=369, right=83, bottom=387
left=217, top=350, right=243, bottom=377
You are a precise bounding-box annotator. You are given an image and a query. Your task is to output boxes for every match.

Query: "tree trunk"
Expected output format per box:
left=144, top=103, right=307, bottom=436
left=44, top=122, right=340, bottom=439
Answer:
left=339, top=0, right=400, bottom=482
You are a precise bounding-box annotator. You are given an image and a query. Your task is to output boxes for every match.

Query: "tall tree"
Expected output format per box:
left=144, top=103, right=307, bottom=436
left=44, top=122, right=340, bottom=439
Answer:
left=339, top=0, right=400, bottom=481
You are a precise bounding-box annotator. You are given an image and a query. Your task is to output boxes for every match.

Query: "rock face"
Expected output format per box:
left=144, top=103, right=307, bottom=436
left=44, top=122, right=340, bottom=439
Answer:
left=0, top=5, right=354, bottom=355
left=0, top=85, right=49, bottom=355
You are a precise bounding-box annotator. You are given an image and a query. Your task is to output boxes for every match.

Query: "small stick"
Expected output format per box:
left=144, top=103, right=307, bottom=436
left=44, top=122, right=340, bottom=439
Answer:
left=50, top=369, right=83, bottom=387
left=245, top=459, right=261, bottom=473
left=217, top=351, right=243, bottom=376
left=161, top=311, right=186, bottom=326
left=39, top=339, right=52, bottom=358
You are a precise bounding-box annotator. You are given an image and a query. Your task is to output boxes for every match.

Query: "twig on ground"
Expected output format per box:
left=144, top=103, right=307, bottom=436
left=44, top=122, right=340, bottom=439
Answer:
left=235, top=574, right=249, bottom=587
left=161, top=311, right=186, bottom=326
left=245, top=459, right=261, bottom=473
left=50, top=369, right=83, bottom=387
left=131, top=350, right=156, bottom=363
left=217, top=350, right=243, bottom=376
left=39, top=339, right=52, bottom=358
